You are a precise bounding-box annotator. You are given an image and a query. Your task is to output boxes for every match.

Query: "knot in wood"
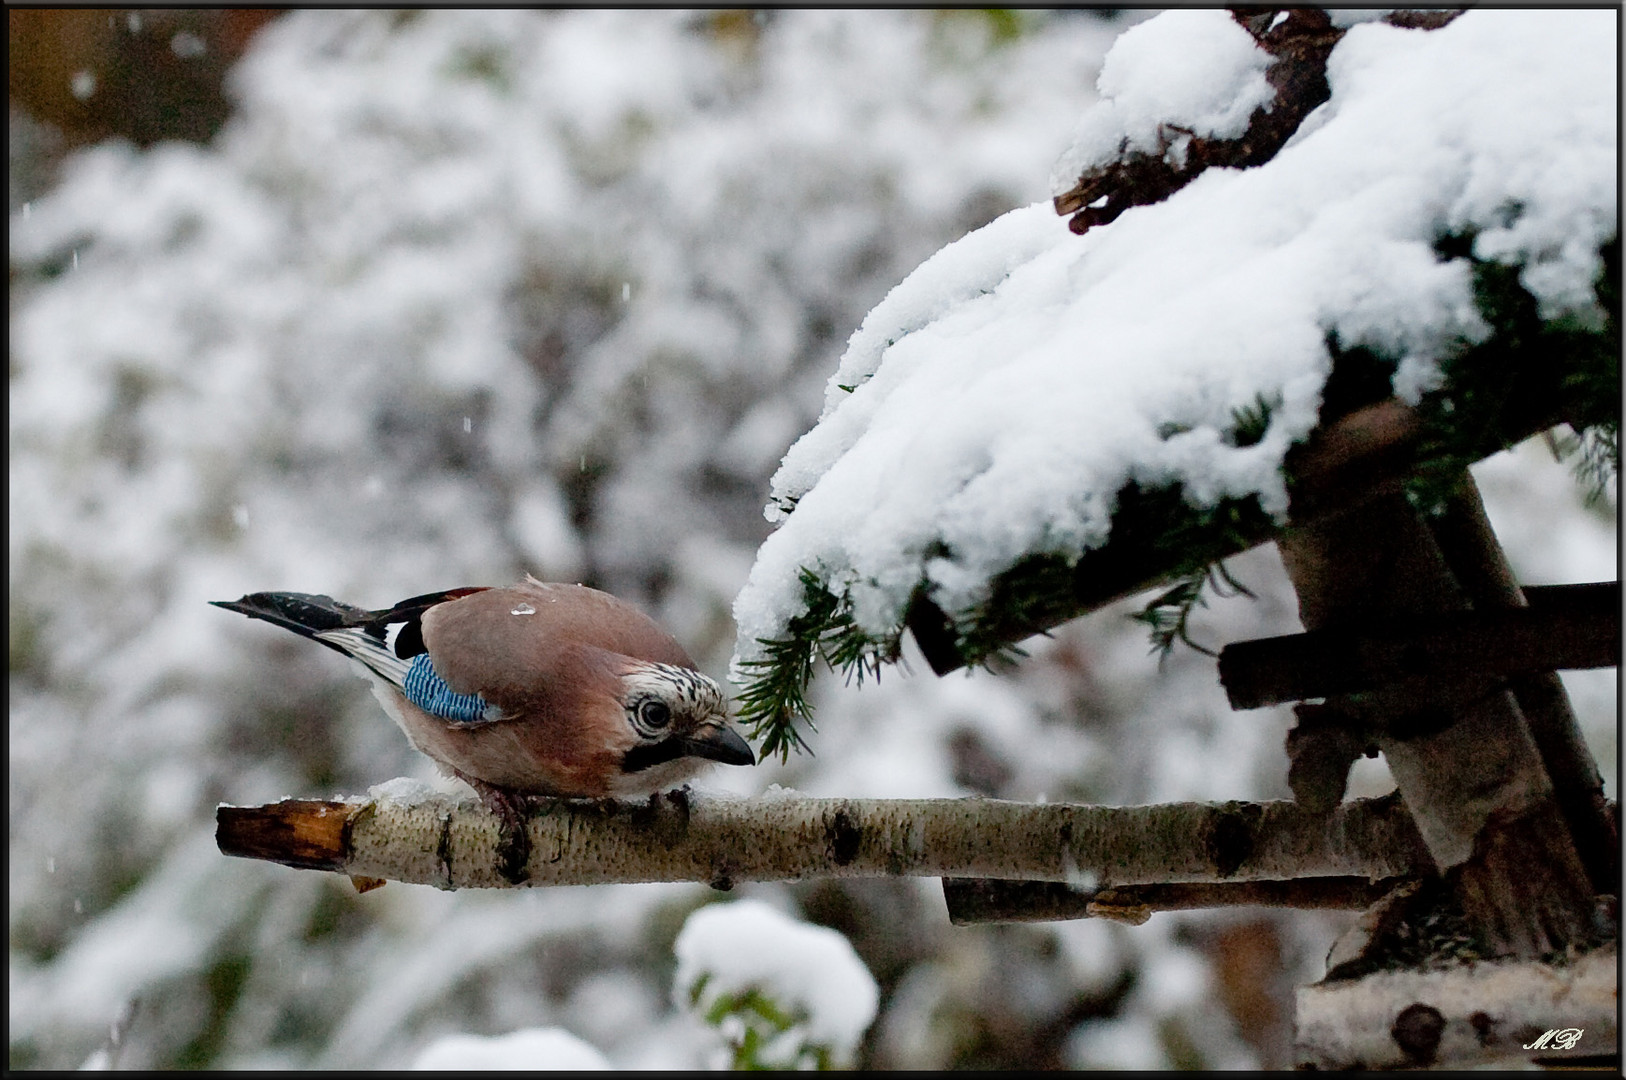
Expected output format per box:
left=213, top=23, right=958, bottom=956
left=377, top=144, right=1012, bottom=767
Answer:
left=1202, top=802, right=1262, bottom=878
left=1391, top=1002, right=1446, bottom=1064
left=825, top=806, right=863, bottom=867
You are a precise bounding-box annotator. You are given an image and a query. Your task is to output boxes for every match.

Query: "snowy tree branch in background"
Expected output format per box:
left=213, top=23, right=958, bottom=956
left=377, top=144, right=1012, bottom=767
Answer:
left=674, top=900, right=878, bottom=1069
left=216, top=790, right=1429, bottom=893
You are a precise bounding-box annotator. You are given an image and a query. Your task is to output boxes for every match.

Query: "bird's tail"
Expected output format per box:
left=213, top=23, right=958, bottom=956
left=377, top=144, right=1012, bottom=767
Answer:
left=210, top=592, right=378, bottom=655
left=212, top=586, right=492, bottom=686
left=211, top=591, right=411, bottom=687
left=312, top=627, right=413, bottom=687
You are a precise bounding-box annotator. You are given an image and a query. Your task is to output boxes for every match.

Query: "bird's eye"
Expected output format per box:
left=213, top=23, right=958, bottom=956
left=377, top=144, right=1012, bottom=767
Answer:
left=636, top=698, right=672, bottom=734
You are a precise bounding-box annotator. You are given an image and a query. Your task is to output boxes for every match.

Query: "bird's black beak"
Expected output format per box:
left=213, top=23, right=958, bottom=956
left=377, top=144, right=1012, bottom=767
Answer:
left=683, top=724, right=756, bottom=767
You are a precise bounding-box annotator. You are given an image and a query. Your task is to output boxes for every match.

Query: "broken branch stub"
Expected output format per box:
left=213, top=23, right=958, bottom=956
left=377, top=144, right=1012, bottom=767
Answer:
left=1054, top=8, right=1465, bottom=236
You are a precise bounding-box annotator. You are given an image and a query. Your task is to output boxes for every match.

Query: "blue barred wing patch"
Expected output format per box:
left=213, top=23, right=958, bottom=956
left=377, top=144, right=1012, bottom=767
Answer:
left=403, top=653, right=497, bottom=724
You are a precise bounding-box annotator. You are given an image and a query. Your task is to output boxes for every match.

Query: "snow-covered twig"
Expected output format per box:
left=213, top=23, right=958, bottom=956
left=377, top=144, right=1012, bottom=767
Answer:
left=1052, top=8, right=1465, bottom=236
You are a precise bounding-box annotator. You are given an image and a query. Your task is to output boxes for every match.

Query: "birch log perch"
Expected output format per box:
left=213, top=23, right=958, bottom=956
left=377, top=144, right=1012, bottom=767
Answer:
left=216, top=791, right=1429, bottom=892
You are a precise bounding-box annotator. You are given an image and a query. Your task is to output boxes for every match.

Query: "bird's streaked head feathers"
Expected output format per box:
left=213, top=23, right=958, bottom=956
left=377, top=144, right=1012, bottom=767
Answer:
left=614, top=662, right=752, bottom=785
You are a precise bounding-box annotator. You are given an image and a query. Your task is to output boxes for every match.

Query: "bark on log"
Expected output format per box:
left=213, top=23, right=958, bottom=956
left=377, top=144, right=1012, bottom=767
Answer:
left=215, top=791, right=1429, bottom=892
left=1294, top=943, right=1617, bottom=1069
left=1054, top=9, right=1464, bottom=236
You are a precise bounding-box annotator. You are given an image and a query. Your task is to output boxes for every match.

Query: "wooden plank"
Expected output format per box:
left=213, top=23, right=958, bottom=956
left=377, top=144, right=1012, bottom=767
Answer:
left=943, top=875, right=1406, bottom=926
left=1217, top=581, right=1619, bottom=710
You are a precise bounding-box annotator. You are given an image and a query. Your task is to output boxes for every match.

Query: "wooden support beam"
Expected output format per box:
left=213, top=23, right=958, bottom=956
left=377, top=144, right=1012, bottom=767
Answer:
left=1275, top=484, right=1599, bottom=960
left=1426, top=475, right=1620, bottom=896
left=942, top=875, right=1407, bottom=926
left=1217, top=581, right=1619, bottom=709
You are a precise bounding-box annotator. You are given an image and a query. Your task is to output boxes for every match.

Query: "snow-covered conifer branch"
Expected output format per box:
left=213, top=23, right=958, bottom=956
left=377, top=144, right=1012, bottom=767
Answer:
left=729, top=9, right=1619, bottom=756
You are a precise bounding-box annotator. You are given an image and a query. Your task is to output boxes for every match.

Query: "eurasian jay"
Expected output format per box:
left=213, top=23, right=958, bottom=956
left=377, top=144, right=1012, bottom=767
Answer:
left=213, top=576, right=755, bottom=811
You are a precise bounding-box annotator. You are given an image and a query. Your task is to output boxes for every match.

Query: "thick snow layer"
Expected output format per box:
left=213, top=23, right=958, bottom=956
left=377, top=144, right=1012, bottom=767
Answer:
left=674, top=899, right=878, bottom=1064
left=732, top=9, right=1617, bottom=672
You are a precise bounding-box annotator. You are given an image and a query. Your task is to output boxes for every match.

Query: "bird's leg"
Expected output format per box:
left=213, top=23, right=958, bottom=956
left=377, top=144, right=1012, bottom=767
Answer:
left=463, top=778, right=535, bottom=886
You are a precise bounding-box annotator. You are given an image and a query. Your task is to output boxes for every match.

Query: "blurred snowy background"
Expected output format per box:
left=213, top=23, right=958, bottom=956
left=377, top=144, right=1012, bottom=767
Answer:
left=10, top=9, right=1615, bottom=1070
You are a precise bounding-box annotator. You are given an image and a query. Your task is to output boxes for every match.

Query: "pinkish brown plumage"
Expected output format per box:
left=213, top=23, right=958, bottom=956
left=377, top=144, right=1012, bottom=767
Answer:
left=213, top=576, right=753, bottom=804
